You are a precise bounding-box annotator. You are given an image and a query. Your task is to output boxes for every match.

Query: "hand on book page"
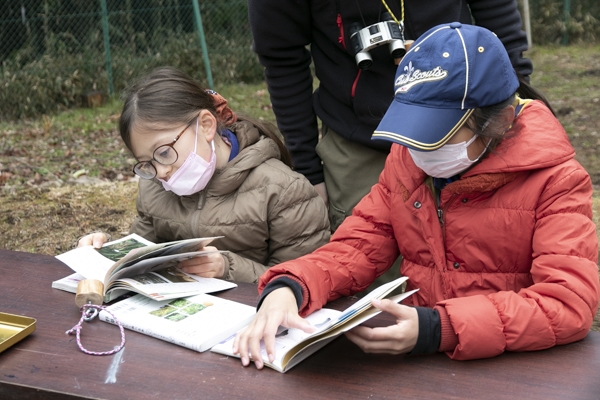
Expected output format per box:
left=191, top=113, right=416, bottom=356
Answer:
left=178, top=245, right=225, bottom=279
left=77, top=232, right=111, bottom=249
left=54, top=234, right=234, bottom=302
left=233, top=286, right=315, bottom=370
left=221, top=276, right=414, bottom=372
left=344, top=298, right=419, bottom=354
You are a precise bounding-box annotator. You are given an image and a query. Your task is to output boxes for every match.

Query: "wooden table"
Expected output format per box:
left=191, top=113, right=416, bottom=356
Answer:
left=1, top=249, right=599, bottom=400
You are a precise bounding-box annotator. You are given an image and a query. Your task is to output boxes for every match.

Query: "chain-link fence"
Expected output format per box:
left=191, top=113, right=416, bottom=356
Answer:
left=0, top=0, right=261, bottom=120
left=1, top=0, right=599, bottom=121
left=526, top=0, right=600, bottom=45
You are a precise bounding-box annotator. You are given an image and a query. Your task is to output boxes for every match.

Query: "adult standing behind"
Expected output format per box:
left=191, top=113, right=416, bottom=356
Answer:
left=78, top=67, right=330, bottom=283
left=248, top=0, right=533, bottom=231
left=234, top=23, right=599, bottom=368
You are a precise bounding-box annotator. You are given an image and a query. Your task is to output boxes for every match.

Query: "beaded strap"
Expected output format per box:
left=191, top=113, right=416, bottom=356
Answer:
left=66, top=304, right=125, bottom=356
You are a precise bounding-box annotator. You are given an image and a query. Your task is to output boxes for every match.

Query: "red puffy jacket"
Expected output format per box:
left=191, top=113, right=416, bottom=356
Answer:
left=259, top=100, right=600, bottom=360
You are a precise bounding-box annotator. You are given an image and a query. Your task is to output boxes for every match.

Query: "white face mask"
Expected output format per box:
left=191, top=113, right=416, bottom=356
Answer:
left=408, top=135, right=485, bottom=179
left=159, top=120, right=216, bottom=196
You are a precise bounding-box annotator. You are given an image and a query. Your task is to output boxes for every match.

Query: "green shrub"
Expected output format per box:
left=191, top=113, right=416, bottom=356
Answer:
left=530, top=0, right=600, bottom=44
left=0, top=31, right=262, bottom=121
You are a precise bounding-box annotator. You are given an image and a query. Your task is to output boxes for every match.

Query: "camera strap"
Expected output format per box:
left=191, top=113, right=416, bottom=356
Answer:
left=381, top=0, right=404, bottom=24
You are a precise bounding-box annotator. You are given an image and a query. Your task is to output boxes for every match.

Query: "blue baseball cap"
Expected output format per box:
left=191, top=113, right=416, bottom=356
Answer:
left=372, top=22, right=519, bottom=151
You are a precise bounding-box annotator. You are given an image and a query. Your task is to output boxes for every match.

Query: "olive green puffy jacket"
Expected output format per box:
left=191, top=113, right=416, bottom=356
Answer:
left=130, top=120, right=330, bottom=283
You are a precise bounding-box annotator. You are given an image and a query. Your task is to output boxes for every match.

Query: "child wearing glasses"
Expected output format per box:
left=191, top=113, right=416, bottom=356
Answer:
left=234, top=23, right=599, bottom=367
left=78, top=67, right=330, bottom=283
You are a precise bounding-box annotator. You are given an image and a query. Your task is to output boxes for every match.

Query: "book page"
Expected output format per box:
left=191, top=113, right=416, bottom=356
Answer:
left=107, top=249, right=225, bottom=284
left=281, top=288, right=419, bottom=369
left=265, top=308, right=342, bottom=370
left=105, top=236, right=222, bottom=282
left=211, top=307, right=341, bottom=371
left=108, top=267, right=237, bottom=301
left=55, top=233, right=154, bottom=282
left=211, top=276, right=417, bottom=373
left=334, top=276, right=408, bottom=326
left=51, top=272, right=85, bottom=294
left=100, top=293, right=255, bottom=352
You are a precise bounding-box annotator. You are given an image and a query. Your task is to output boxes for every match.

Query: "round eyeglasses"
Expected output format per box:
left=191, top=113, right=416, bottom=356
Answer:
left=133, top=119, right=195, bottom=179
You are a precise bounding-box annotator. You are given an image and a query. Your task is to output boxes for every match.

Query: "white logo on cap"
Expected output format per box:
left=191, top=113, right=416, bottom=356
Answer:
left=395, top=62, right=448, bottom=94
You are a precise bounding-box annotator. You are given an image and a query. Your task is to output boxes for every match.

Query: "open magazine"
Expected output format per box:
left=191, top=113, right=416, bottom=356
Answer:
left=211, top=276, right=417, bottom=373
left=99, top=293, right=256, bottom=353
left=54, top=233, right=236, bottom=302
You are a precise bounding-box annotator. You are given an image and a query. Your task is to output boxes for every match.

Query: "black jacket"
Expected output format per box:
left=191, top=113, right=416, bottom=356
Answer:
left=248, top=0, right=532, bottom=185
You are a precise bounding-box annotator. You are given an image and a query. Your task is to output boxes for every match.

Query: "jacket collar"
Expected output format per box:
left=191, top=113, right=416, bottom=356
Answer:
left=463, top=100, right=575, bottom=177
left=394, top=100, right=575, bottom=195
left=201, top=120, right=280, bottom=199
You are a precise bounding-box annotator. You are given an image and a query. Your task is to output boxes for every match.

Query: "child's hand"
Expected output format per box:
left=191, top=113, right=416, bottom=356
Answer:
left=77, top=232, right=109, bottom=249
left=233, top=287, right=315, bottom=369
left=344, top=300, right=419, bottom=354
left=179, top=246, right=225, bottom=278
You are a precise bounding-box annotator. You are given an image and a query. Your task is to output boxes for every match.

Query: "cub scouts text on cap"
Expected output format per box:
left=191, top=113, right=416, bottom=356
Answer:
left=372, top=22, right=519, bottom=151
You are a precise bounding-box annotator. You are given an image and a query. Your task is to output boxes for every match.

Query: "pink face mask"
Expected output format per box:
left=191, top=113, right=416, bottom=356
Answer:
left=159, top=119, right=216, bottom=196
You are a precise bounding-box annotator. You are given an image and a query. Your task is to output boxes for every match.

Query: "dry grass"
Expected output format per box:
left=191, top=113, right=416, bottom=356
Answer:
left=0, top=181, right=138, bottom=254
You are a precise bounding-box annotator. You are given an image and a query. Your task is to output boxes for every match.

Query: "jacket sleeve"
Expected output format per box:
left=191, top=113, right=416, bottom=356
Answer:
left=221, top=251, right=268, bottom=284
left=438, top=165, right=600, bottom=360
left=129, top=184, right=160, bottom=243
left=247, top=0, right=322, bottom=184
left=259, top=160, right=401, bottom=315
left=225, top=170, right=331, bottom=283
left=468, top=0, right=533, bottom=77
left=129, top=215, right=159, bottom=243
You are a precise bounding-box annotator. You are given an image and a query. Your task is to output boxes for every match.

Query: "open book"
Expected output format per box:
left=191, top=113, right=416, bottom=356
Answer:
left=99, top=293, right=256, bottom=352
left=211, top=276, right=417, bottom=373
left=54, top=233, right=236, bottom=302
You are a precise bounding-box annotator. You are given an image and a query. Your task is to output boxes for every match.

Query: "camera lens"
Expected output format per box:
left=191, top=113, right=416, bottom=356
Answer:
left=355, top=52, right=373, bottom=70
left=390, top=45, right=406, bottom=59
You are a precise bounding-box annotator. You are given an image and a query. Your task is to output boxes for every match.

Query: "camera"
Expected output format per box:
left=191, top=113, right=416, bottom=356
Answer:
left=348, top=12, right=406, bottom=70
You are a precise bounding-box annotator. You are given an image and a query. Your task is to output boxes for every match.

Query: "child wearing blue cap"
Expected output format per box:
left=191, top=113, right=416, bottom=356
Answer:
left=234, top=23, right=599, bottom=367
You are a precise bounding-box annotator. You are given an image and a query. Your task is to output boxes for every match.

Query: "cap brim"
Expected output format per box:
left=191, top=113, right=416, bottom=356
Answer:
left=372, top=100, right=474, bottom=151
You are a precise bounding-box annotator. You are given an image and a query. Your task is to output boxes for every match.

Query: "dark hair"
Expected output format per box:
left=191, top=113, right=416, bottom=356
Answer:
left=515, top=72, right=555, bottom=116
left=119, top=67, right=293, bottom=168
left=466, top=72, right=555, bottom=153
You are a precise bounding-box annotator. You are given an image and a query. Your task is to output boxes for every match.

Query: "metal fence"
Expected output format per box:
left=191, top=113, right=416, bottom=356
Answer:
left=527, top=0, right=600, bottom=45
left=0, top=0, right=598, bottom=120
left=0, top=0, right=260, bottom=119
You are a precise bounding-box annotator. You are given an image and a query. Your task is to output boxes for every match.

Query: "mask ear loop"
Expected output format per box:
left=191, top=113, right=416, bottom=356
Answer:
left=472, top=119, right=493, bottom=162
left=475, top=108, right=513, bottom=162
left=193, top=118, right=199, bottom=154
left=464, top=134, right=478, bottom=146
left=194, top=116, right=216, bottom=155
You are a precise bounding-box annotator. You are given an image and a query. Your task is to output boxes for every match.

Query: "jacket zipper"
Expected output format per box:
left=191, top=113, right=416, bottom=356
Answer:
left=435, top=188, right=456, bottom=242
left=435, top=188, right=444, bottom=225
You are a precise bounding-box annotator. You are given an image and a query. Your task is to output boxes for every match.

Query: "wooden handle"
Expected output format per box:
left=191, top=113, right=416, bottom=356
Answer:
left=75, top=279, right=104, bottom=308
